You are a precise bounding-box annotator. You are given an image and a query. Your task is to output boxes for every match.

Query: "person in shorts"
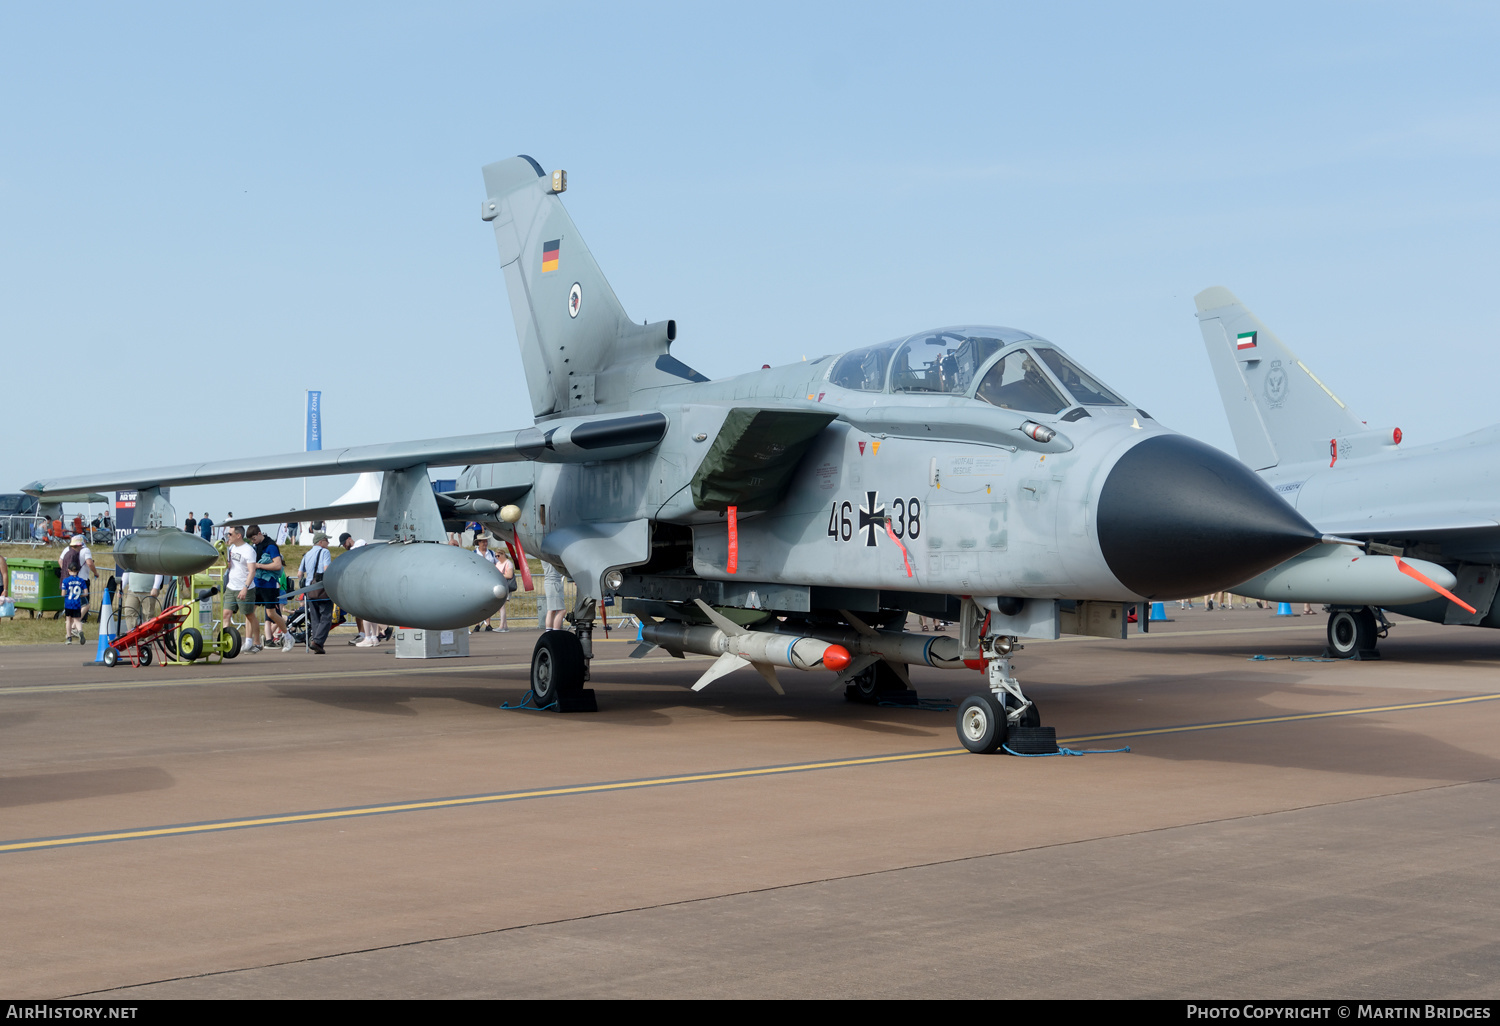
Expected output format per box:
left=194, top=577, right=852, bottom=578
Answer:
left=472, top=533, right=499, bottom=633
left=121, top=572, right=163, bottom=633
left=544, top=563, right=567, bottom=630
left=61, top=571, right=87, bottom=645
left=220, top=526, right=261, bottom=653
left=248, top=525, right=291, bottom=651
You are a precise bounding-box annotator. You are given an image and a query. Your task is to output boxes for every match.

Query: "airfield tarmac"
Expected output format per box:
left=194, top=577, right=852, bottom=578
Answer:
left=1, top=608, right=1497, bottom=999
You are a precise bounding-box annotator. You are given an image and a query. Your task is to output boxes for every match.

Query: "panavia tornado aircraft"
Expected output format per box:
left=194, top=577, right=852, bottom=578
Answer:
left=27, top=157, right=1335, bottom=753
left=1196, top=287, right=1499, bottom=657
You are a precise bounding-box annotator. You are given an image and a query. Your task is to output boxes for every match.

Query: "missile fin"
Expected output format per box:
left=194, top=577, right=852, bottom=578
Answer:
left=692, top=599, right=748, bottom=637
left=839, top=609, right=879, bottom=637
left=885, top=660, right=912, bottom=687
left=691, top=652, right=749, bottom=691
left=830, top=652, right=880, bottom=690
left=629, top=642, right=656, bottom=659
left=753, top=661, right=785, bottom=695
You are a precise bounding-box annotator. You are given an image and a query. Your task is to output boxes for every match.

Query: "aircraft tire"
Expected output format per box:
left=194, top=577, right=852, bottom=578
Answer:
left=1327, top=608, right=1377, bottom=658
left=845, top=660, right=905, bottom=704
left=532, top=630, right=586, bottom=708
left=957, top=694, right=1008, bottom=754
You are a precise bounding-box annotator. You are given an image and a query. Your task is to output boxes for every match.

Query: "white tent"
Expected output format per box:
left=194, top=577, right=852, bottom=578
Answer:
left=299, top=472, right=380, bottom=545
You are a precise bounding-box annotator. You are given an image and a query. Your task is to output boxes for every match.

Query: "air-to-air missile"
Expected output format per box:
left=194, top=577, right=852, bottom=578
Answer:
left=27, top=155, right=1345, bottom=754
left=635, top=600, right=852, bottom=693
left=111, top=528, right=220, bottom=577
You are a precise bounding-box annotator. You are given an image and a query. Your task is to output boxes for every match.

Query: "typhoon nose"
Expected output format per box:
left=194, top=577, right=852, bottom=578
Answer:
left=1096, top=434, right=1321, bottom=599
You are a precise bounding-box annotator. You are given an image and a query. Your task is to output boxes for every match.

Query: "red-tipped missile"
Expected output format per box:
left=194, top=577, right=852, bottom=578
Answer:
left=639, top=622, right=851, bottom=672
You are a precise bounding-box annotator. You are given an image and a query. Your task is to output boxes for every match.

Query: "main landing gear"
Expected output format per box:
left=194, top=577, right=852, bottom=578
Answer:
left=1325, top=605, right=1388, bottom=660
left=956, top=635, right=1044, bottom=754
left=528, top=597, right=598, bottom=712
left=844, top=659, right=916, bottom=705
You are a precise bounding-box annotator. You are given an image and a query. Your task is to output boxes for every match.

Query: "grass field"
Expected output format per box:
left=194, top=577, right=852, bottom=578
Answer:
left=0, top=541, right=556, bottom=645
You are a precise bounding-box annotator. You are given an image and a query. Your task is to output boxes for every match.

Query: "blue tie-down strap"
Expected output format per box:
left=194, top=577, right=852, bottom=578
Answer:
left=1003, top=744, right=1132, bottom=757
left=500, top=689, right=558, bottom=712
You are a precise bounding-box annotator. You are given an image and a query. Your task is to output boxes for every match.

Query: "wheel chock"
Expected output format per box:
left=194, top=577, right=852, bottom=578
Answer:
left=555, top=689, right=598, bottom=713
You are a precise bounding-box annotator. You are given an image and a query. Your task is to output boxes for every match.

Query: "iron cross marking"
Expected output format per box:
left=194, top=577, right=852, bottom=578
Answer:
left=858, top=490, right=885, bottom=547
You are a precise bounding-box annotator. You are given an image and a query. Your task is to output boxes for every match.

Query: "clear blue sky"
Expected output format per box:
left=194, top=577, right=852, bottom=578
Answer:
left=3, top=3, right=1496, bottom=517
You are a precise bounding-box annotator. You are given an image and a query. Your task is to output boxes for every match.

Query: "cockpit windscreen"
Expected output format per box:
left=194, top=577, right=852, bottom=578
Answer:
left=974, top=351, right=1069, bottom=415
left=1033, top=347, right=1127, bottom=406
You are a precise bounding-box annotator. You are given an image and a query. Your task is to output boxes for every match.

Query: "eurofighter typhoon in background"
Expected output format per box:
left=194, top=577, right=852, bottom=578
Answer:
left=28, top=157, right=1332, bottom=752
left=1197, top=288, right=1498, bottom=658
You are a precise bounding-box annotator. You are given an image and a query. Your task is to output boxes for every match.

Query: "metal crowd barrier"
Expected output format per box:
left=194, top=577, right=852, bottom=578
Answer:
left=0, top=515, right=47, bottom=546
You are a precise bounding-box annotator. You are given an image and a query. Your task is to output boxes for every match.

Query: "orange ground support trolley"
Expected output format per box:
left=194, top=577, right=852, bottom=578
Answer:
left=102, top=604, right=190, bottom=667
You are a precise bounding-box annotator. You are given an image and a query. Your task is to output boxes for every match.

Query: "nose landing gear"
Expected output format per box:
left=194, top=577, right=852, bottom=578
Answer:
left=956, top=635, right=1053, bottom=754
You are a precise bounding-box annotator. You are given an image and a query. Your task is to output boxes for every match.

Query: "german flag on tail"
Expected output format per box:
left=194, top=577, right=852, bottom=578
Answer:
left=542, top=239, right=560, bottom=272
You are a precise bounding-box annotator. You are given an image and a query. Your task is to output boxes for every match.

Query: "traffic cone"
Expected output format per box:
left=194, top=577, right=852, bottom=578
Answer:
left=1275, top=602, right=1295, bottom=617
left=1150, top=601, right=1168, bottom=621
left=90, top=577, right=119, bottom=666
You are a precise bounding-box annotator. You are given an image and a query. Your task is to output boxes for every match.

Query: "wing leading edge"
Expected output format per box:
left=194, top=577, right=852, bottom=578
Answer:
left=23, top=412, right=668, bottom=497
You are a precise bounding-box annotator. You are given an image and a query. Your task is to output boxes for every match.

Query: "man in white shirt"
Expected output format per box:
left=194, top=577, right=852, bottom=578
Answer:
left=298, top=531, right=334, bottom=654
left=220, top=526, right=261, bottom=653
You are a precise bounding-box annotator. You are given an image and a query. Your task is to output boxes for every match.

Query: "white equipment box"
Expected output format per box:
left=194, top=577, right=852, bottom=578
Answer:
left=394, top=628, right=469, bottom=659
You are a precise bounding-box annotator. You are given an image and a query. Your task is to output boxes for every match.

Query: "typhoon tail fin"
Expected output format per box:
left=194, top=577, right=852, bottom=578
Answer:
left=1194, top=287, right=1365, bottom=470
left=482, top=156, right=684, bottom=418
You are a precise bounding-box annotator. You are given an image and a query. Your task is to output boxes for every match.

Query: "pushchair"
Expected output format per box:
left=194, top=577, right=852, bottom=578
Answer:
left=281, top=602, right=309, bottom=645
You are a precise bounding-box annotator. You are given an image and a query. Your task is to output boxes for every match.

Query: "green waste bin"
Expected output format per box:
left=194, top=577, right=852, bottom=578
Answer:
left=8, top=558, right=64, bottom=618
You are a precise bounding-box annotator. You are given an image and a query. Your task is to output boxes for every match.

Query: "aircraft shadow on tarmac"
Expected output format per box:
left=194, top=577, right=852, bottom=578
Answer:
left=1022, top=670, right=1500, bottom=783
left=266, top=681, right=524, bottom=718
left=266, top=672, right=951, bottom=738
left=262, top=653, right=1500, bottom=767
left=0, top=766, right=174, bottom=809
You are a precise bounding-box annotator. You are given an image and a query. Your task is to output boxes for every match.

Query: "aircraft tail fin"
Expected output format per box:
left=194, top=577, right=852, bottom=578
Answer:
left=1194, top=287, right=1364, bottom=469
left=482, top=156, right=685, bottom=418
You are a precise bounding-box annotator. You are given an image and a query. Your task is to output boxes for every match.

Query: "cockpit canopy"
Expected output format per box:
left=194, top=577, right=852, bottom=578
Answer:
left=826, top=325, right=1127, bottom=416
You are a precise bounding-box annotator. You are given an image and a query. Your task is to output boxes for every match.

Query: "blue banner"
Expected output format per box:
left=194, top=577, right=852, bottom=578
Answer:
left=305, top=390, right=322, bottom=452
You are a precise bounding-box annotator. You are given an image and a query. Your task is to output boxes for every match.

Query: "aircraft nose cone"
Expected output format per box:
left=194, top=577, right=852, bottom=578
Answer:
left=1096, top=434, right=1320, bottom=599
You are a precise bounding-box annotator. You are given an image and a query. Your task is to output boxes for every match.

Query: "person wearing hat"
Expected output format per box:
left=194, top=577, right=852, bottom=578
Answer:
left=59, top=534, right=97, bottom=621
left=298, top=531, right=334, bottom=654
left=220, top=526, right=262, bottom=654
left=471, top=533, right=513, bottom=632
